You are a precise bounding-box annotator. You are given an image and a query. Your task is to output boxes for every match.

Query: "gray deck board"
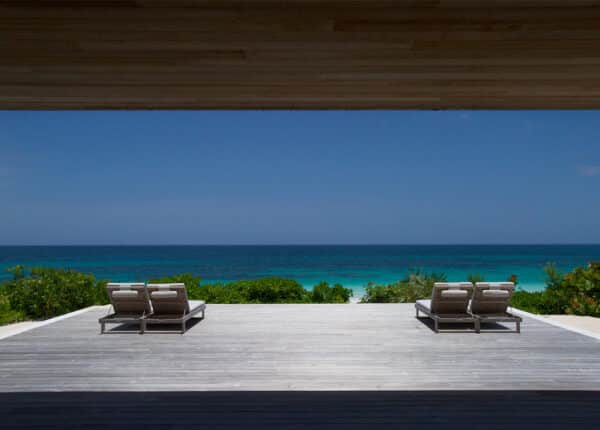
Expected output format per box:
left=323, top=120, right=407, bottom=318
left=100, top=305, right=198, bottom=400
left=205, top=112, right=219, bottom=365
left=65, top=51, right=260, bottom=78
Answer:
left=1, top=304, right=600, bottom=392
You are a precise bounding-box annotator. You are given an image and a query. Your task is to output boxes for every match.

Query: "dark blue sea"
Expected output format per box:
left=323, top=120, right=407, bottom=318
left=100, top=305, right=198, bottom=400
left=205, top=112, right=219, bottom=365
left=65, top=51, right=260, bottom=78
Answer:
left=0, top=245, right=598, bottom=294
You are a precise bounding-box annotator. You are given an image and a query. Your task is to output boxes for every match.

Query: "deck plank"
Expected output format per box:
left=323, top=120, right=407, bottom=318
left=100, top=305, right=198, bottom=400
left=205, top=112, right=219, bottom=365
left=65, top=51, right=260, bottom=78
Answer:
left=1, top=304, right=600, bottom=391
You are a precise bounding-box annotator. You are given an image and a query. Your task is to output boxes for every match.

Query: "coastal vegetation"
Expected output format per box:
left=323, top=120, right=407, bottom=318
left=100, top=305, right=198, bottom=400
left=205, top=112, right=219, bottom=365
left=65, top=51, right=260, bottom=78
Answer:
left=0, top=266, right=352, bottom=324
left=148, top=274, right=352, bottom=304
left=1, top=262, right=599, bottom=325
left=511, top=263, right=600, bottom=316
left=360, top=270, right=446, bottom=303
left=0, top=266, right=108, bottom=324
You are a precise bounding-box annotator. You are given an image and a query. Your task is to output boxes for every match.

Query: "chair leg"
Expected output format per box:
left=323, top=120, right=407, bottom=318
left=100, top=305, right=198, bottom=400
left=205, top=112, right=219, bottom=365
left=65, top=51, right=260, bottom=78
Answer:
left=140, top=320, right=145, bottom=335
left=415, top=307, right=419, bottom=318
left=516, top=320, right=521, bottom=333
left=475, top=319, right=481, bottom=334
left=100, top=322, right=105, bottom=334
left=181, top=320, right=186, bottom=334
left=434, top=318, right=439, bottom=333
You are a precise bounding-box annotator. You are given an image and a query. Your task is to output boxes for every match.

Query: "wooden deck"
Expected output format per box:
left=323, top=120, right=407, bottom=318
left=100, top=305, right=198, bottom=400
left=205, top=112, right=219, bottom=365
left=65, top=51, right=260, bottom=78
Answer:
left=2, top=304, right=600, bottom=392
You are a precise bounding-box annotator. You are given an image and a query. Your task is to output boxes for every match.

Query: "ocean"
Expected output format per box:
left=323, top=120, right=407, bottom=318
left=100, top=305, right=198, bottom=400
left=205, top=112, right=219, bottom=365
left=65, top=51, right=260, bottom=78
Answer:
left=1, top=245, right=598, bottom=295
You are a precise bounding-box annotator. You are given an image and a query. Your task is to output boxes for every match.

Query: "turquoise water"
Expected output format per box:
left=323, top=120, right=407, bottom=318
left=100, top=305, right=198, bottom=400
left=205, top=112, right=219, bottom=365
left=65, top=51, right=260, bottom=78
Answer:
left=0, top=245, right=598, bottom=295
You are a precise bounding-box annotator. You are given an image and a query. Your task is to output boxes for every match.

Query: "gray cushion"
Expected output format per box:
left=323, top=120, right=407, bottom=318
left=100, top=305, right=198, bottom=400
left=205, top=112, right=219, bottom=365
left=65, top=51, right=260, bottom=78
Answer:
left=476, top=282, right=514, bottom=289
left=482, top=289, right=510, bottom=298
left=148, top=283, right=185, bottom=290
left=111, top=290, right=139, bottom=298
left=441, top=290, right=468, bottom=299
left=434, top=282, right=472, bottom=289
left=107, top=283, right=144, bottom=289
left=151, top=291, right=178, bottom=299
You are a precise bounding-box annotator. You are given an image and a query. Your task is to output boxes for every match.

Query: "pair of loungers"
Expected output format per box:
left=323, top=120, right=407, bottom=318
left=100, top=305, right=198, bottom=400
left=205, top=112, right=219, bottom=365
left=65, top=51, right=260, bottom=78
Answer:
left=99, top=282, right=206, bottom=334
left=415, top=282, right=521, bottom=333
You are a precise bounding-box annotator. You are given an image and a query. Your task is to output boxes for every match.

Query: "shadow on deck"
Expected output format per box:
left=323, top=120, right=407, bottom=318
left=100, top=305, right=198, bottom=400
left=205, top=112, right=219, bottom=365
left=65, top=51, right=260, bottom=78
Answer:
left=2, top=391, right=599, bottom=429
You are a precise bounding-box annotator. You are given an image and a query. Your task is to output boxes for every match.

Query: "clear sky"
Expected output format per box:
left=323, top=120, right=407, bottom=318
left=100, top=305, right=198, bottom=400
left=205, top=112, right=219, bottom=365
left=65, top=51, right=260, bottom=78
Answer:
left=1, top=110, right=599, bottom=245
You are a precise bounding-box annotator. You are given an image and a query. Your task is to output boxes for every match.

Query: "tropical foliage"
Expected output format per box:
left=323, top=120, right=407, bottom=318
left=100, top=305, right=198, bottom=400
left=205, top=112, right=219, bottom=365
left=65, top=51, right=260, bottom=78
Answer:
left=360, top=270, right=447, bottom=303
left=0, top=266, right=108, bottom=322
left=512, top=263, right=600, bottom=316
left=0, top=268, right=354, bottom=324
left=2, top=262, right=599, bottom=325
left=149, top=275, right=352, bottom=304
left=310, top=281, right=352, bottom=303
left=0, top=293, right=25, bottom=325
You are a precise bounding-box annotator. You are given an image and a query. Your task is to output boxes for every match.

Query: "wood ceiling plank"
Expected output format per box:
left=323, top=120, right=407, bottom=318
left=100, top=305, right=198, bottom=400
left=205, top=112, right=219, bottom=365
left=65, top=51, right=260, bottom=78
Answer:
left=1, top=1, right=600, bottom=109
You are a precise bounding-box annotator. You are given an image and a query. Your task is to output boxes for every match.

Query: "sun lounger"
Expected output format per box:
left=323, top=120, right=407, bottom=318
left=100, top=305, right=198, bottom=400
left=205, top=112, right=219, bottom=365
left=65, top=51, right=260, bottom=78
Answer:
left=99, top=283, right=151, bottom=334
left=143, top=283, right=206, bottom=334
left=415, top=282, right=476, bottom=333
left=471, top=282, right=522, bottom=333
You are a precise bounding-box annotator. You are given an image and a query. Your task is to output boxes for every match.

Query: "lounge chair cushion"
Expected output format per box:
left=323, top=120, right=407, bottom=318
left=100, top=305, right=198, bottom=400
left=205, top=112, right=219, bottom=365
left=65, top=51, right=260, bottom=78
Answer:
left=430, top=282, right=473, bottom=314
left=483, top=282, right=514, bottom=288
left=151, top=291, right=178, bottom=299
left=443, top=282, right=473, bottom=288
left=472, top=282, right=515, bottom=314
left=111, top=290, right=139, bottom=298
left=148, top=283, right=185, bottom=289
left=482, top=289, right=510, bottom=298
left=106, top=282, right=151, bottom=315
left=146, top=284, right=204, bottom=316
left=107, top=283, right=145, bottom=289
left=441, top=290, right=468, bottom=299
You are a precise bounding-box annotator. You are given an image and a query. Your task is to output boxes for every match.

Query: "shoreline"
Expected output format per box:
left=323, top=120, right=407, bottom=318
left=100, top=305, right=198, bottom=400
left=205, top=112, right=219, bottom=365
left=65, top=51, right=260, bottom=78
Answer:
left=2, top=244, right=595, bottom=295
left=203, top=280, right=549, bottom=293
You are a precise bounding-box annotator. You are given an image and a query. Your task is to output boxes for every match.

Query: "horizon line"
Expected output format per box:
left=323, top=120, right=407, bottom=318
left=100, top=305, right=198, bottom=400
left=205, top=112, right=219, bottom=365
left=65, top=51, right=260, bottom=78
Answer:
left=1, top=243, right=600, bottom=247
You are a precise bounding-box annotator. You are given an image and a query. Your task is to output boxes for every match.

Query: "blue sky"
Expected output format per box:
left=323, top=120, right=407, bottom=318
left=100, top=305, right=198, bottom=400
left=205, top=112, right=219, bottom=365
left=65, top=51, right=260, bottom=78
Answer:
left=1, top=110, right=599, bottom=245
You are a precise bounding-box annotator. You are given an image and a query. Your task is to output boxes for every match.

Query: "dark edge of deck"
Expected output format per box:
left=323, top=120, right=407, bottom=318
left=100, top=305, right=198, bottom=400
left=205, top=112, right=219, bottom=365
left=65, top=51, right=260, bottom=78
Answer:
left=3, top=391, right=600, bottom=430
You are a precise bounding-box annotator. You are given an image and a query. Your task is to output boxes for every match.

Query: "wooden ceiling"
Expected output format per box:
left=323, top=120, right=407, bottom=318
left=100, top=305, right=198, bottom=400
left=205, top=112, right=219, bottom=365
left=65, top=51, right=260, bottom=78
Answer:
left=2, top=0, right=600, bottom=109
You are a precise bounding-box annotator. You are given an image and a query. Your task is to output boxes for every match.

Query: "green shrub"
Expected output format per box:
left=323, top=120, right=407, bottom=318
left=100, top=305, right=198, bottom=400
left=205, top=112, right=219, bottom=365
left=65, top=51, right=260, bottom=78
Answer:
left=561, top=263, right=600, bottom=316
left=361, top=271, right=447, bottom=303
left=149, top=276, right=352, bottom=303
left=241, top=278, right=309, bottom=303
left=198, top=278, right=310, bottom=303
left=511, top=290, right=563, bottom=314
left=189, top=283, right=247, bottom=303
left=511, top=263, right=600, bottom=316
left=0, top=266, right=108, bottom=320
left=0, top=292, right=26, bottom=325
left=360, top=283, right=404, bottom=303
left=148, top=277, right=353, bottom=304
left=311, top=282, right=353, bottom=303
